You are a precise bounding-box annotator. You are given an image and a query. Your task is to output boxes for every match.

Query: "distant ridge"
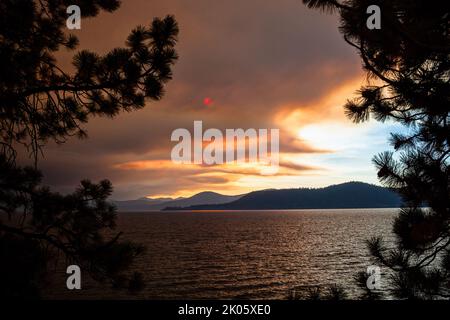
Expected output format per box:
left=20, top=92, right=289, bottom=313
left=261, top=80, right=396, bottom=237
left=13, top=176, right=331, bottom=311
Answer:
left=114, top=191, right=243, bottom=211
left=164, top=182, right=402, bottom=210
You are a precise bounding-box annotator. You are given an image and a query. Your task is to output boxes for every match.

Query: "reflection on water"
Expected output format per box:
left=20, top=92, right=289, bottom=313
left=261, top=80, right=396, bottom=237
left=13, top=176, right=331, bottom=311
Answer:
left=45, top=209, right=397, bottom=299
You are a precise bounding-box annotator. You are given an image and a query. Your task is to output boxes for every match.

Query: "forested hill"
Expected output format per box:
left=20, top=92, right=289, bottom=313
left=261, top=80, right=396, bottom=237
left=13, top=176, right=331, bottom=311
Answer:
left=165, top=182, right=402, bottom=210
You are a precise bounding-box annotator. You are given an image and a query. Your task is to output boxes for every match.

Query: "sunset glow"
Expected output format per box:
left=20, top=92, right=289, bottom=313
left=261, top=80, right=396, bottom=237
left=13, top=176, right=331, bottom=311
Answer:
left=38, top=0, right=393, bottom=200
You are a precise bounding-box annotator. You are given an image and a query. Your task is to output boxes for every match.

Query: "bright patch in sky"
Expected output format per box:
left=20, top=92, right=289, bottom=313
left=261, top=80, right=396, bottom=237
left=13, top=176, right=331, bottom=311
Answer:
left=297, top=122, right=370, bottom=151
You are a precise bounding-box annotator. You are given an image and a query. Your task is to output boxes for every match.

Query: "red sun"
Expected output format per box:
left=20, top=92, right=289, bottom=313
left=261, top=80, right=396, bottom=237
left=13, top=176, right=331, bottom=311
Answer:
left=203, top=97, right=213, bottom=107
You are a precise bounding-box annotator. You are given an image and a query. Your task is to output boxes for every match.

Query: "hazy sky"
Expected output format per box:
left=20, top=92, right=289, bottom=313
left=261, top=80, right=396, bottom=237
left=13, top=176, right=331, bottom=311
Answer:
left=36, top=0, right=401, bottom=199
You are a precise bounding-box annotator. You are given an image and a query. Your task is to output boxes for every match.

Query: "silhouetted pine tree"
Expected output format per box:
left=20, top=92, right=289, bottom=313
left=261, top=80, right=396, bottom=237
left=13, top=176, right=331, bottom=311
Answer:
left=0, top=0, right=178, bottom=297
left=304, top=0, right=449, bottom=299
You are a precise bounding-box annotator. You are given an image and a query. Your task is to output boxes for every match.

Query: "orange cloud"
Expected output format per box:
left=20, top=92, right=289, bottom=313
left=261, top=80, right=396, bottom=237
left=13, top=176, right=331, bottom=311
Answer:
left=113, top=158, right=317, bottom=176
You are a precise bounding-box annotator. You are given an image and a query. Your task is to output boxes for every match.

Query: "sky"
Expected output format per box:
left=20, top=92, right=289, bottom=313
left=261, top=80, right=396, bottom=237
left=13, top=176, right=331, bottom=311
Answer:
left=36, top=0, right=402, bottom=200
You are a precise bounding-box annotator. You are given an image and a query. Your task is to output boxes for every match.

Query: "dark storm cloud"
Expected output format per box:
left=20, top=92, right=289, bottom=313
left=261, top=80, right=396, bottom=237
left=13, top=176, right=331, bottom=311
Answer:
left=36, top=0, right=362, bottom=198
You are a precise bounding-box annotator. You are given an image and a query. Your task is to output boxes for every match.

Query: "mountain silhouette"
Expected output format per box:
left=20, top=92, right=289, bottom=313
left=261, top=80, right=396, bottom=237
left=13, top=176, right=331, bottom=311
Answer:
left=164, top=182, right=402, bottom=210
left=114, top=191, right=243, bottom=211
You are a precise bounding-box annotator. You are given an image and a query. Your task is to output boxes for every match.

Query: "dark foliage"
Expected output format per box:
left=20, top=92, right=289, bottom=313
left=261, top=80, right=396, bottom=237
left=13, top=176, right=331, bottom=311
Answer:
left=0, top=0, right=178, bottom=297
left=304, top=0, right=449, bottom=299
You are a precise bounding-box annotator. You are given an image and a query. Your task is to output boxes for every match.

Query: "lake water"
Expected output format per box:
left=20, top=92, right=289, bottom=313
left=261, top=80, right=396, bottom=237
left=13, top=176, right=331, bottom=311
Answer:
left=45, top=209, right=397, bottom=299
